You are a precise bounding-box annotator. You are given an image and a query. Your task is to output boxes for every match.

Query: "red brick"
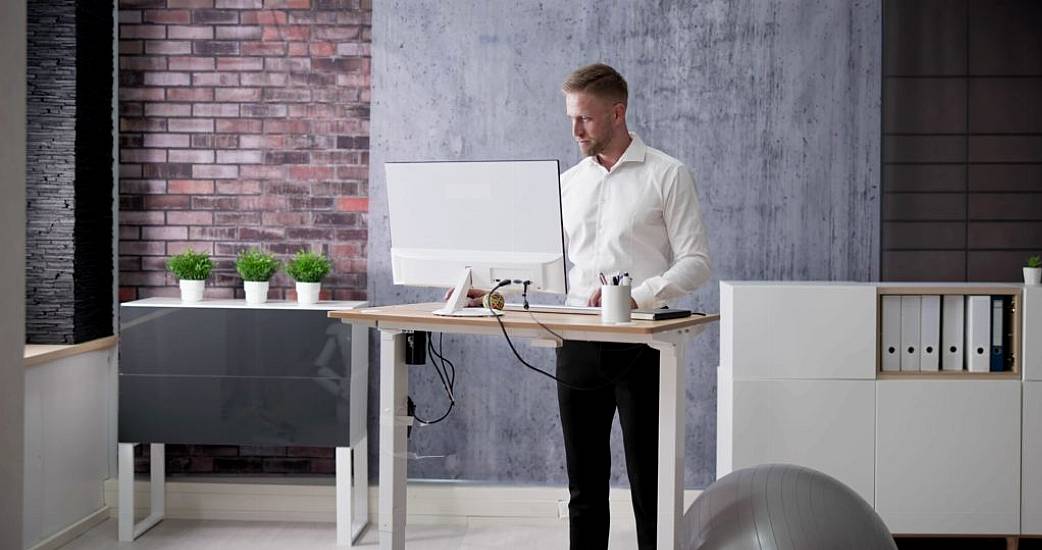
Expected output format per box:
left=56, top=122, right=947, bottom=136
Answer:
left=239, top=165, right=285, bottom=180
left=337, top=197, right=368, bottom=212
left=313, top=26, right=360, bottom=41
left=238, top=195, right=289, bottom=210
left=145, top=195, right=192, bottom=209
left=336, top=42, right=369, bottom=56
left=214, top=26, right=262, bottom=40
left=262, top=25, right=307, bottom=41
left=120, top=56, right=168, bottom=70
left=192, top=72, right=239, bottom=86
left=119, top=10, right=142, bottom=23
left=142, top=226, right=188, bottom=240
left=336, top=165, right=367, bottom=179
left=167, top=0, right=215, bottom=7
left=240, top=42, right=286, bottom=56
left=191, top=196, right=239, bottom=209
left=215, top=211, right=260, bottom=225
left=167, top=211, right=214, bottom=225
left=239, top=134, right=283, bottom=148
left=193, top=102, right=239, bottom=117
left=138, top=286, right=180, bottom=298
left=190, top=134, right=239, bottom=148
left=193, top=165, right=238, bottom=179
left=287, top=42, right=308, bottom=56
left=214, top=87, right=261, bottom=101
left=120, top=118, right=167, bottom=132
left=262, top=119, right=308, bottom=133
left=241, top=103, right=286, bottom=117
left=168, top=25, right=214, bottom=39
left=119, top=287, right=138, bottom=302
left=262, top=211, right=306, bottom=225
left=215, top=118, right=262, bottom=133
left=330, top=243, right=361, bottom=257
left=239, top=227, right=285, bottom=241
left=121, top=210, right=165, bottom=225
left=168, top=180, right=215, bottom=194
left=168, top=57, right=216, bottom=71
left=144, top=71, right=191, bottom=86
left=145, top=103, right=191, bottom=117
left=120, top=87, right=166, bottom=101
left=120, top=24, right=166, bottom=39
left=122, top=149, right=167, bottom=163
left=143, top=134, right=190, bottom=148
left=190, top=226, right=237, bottom=240
left=216, top=180, right=262, bottom=194
left=120, top=179, right=167, bottom=194
left=169, top=149, right=214, bottom=163
left=262, top=57, right=310, bottom=73
left=241, top=10, right=287, bottom=25
left=216, top=0, right=263, bottom=7
left=120, top=240, right=166, bottom=256
left=287, top=166, right=333, bottom=181
left=216, top=150, right=263, bottom=163
left=168, top=118, right=214, bottom=132
left=143, top=10, right=191, bottom=24
left=215, top=57, right=263, bottom=71
left=145, top=41, right=192, bottom=55
left=308, top=42, right=334, bottom=56
left=120, top=40, right=143, bottom=54
left=261, top=87, right=309, bottom=102
left=121, top=271, right=171, bottom=286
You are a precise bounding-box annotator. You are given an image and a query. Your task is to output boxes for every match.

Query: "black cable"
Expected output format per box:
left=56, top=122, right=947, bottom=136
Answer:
left=487, top=294, right=646, bottom=392
left=412, top=333, right=455, bottom=425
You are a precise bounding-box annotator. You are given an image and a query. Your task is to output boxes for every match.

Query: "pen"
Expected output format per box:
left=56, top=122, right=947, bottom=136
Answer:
left=599, top=272, right=608, bottom=285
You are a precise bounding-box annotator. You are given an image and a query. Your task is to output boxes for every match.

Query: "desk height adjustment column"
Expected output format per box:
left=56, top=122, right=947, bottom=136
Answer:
left=378, top=329, right=409, bottom=550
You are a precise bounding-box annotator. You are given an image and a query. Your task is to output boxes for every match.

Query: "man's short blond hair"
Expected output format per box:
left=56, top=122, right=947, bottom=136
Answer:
left=562, top=63, right=628, bottom=106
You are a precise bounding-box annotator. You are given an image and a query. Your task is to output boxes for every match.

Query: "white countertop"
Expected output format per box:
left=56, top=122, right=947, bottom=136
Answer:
left=120, top=297, right=367, bottom=311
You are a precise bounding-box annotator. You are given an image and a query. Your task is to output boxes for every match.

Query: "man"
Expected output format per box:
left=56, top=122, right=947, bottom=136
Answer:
left=556, top=63, right=711, bottom=549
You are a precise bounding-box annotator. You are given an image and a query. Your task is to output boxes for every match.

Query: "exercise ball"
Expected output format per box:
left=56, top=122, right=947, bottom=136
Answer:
left=685, top=464, right=896, bottom=550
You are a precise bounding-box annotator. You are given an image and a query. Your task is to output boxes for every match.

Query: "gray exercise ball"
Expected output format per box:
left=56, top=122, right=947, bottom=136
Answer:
left=684, top=464, right=897, bottom=550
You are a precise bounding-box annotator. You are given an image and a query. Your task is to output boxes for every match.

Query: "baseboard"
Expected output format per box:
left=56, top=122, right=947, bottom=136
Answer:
left=26, top=506, right=109, bottom=550
left=103, top=477, right=701, bottom=524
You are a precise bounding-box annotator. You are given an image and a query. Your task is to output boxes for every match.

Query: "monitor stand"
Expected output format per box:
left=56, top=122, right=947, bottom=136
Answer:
left=432, top=268, right=503, bottom=317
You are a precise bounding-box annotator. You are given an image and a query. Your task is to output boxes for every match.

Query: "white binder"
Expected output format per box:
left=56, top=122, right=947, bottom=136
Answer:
left=919, top=295, right=940, bottom=371
left=900, top=295, right=921, bottom=372
left=881, top=295, right=902, bottom=372
left=965, top=295, right=991, bottom=372
left=941, top=295, right=965, bottom=371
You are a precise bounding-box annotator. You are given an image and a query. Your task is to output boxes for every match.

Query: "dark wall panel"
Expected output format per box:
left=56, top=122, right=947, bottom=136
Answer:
left=882, top=0, right=1042, bottom=282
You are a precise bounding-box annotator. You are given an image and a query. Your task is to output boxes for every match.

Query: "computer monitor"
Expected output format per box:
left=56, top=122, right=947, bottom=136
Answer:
left=385, top=160, right=568, bottom=316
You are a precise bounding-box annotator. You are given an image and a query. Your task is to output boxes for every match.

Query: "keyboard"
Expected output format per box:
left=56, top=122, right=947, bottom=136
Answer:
left=503, top=303, right=599, bottom=315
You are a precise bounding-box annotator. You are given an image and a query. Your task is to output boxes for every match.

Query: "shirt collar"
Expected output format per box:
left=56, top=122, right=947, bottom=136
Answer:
left=582, top=132, right=647, bottom=173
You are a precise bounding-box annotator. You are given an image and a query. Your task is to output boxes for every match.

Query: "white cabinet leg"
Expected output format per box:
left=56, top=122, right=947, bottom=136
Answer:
left=337, top=446, right=351, bottom=546
left=117, top=442, right=166, bottom=541
left=649, top=339, right=686, bottom=550
left=379, top=329, right=408, bottom=550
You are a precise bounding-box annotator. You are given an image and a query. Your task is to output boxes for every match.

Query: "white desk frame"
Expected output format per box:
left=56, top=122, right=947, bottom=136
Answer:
left=335, top=306, right=712, bottom=550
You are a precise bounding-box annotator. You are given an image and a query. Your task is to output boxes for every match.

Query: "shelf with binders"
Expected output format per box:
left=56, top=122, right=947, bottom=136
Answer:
left=876, top=287, right=1021, bottom=379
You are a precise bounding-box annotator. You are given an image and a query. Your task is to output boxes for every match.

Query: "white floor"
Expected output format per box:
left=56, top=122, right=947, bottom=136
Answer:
left=60, top=517, right=640, bottom=549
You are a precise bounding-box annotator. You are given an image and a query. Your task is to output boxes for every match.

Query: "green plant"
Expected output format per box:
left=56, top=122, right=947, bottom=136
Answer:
left=286, top=249, right=332, bottom=283
left=235, top=248, right=280, bottom=282
left=167, top=250, right=213, bottom=281
left=1028, top=256, right=1042, bottom=269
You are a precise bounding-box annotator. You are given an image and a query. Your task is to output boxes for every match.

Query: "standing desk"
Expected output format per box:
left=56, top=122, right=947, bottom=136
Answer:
left=329, top=302, right=718, bottom=549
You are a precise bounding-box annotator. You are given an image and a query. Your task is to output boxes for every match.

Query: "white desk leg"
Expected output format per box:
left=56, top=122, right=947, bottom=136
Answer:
left=118, top=442, right=166, bottom=542
left=337, top=446, right=351, bottom=546
left=650, top=339, right=686, bottom=550
left=379, top=329, right=408, bottom=550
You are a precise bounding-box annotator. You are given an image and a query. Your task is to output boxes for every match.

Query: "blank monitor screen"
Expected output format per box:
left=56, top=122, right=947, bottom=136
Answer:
left=385, top=160, right=567, bottom=294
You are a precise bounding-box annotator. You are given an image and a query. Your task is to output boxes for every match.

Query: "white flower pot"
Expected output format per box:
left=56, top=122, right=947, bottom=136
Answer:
left=296, top=282, right=321, bottom=305
left=179, top=279, right=205, bottom=303
left=244, top=281, right=270, bottom=304
left=1025, top=267, right=1041, bottom=285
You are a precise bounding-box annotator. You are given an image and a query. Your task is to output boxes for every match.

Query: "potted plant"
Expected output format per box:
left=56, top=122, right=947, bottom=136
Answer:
left=166, top=249, right=213, bottom=303
left=286, top=249, right=332, bottom=305
left=1026, top=255, right=1042, bottom=285
left=235, top=248, right=280, bottom=304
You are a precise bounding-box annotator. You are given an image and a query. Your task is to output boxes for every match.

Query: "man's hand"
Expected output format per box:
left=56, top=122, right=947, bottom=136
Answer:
left=444, top=288, right=488, bottom=308
left=586, top=287, right=638, bottom=309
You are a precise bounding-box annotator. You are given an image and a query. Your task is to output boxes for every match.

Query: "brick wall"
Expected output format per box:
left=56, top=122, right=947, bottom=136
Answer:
left=117, top=0, right=370, bottom=303
left=118, top=0, right=371, bottom=474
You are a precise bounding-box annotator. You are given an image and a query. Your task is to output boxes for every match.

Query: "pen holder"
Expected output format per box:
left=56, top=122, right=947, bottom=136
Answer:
left=601, top=284, right=632, bottom=324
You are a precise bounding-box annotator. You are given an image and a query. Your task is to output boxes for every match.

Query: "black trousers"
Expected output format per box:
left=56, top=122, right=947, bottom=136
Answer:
left=556, top=340, right=660, bottom=550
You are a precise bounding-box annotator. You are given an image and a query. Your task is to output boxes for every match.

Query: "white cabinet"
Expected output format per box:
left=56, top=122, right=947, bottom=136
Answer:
left=719, top=281, right=1035, bottom=537
left=1024, top=382, right=1042, bottom=534
left=719, top=378, right=875, bottom=505
left=875, top=380, right=1020, bottom=535
left=721, top=283, right=877, bottom=380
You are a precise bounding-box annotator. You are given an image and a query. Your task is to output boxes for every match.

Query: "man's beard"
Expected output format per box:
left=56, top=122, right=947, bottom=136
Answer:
left=580, top=138, right=605, bottom=157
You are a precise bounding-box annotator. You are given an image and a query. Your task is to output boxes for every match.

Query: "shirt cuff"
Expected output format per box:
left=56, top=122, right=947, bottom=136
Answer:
left=630, top=284, right=655, bottom=311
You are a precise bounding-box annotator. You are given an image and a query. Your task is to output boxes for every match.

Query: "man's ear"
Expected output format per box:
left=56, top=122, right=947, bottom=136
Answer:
left=613, top=102, right=627, bottom=124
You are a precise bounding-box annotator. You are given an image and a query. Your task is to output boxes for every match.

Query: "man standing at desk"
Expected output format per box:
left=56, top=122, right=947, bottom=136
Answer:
left=557, top=63, right=711, bottom=549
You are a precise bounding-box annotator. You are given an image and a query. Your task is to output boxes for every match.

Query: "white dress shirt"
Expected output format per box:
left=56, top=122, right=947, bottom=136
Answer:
left=560, top=132, right=711, bottom=310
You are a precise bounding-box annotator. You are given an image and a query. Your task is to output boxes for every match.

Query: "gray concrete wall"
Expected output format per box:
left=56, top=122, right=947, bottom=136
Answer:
left=1, top=0, right=27, bottom=545
left=368, top=1, right=881, bottom=488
